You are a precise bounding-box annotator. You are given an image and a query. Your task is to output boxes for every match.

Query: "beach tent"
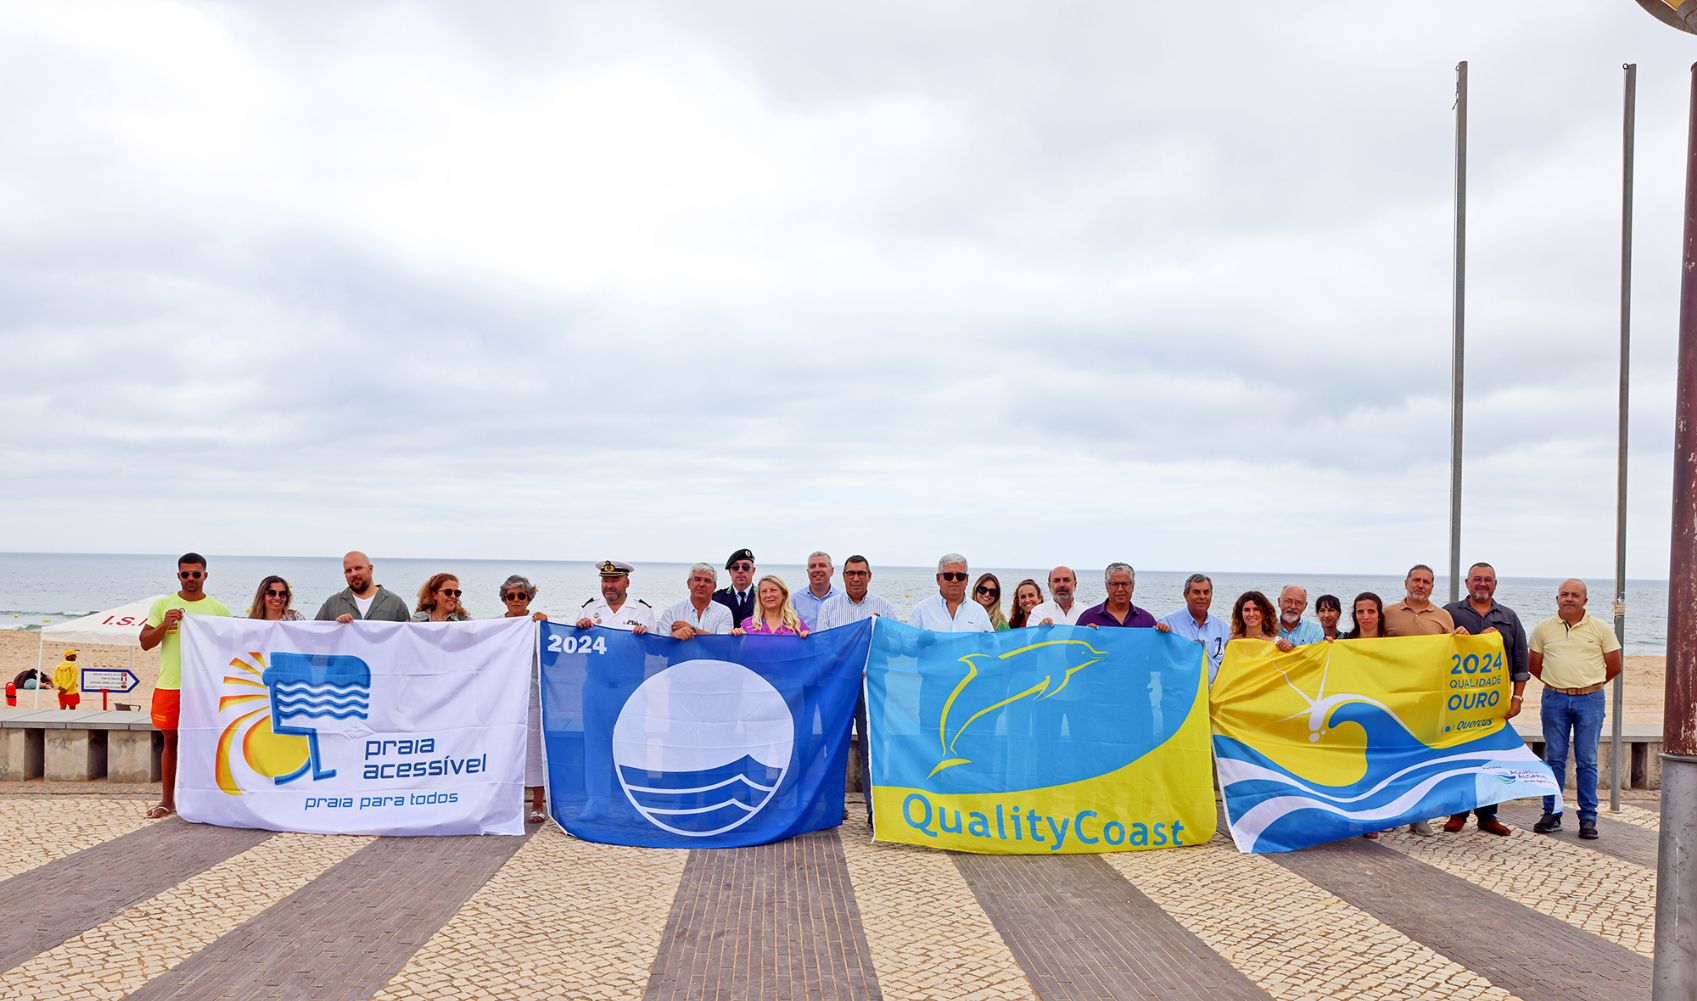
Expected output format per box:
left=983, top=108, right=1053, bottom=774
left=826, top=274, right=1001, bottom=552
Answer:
left=30, top=595, right=164, bottom=709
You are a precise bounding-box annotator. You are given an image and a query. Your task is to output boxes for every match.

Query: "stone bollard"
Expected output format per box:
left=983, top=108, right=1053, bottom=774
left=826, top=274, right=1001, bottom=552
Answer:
left=43, top=729, right=106, bottom=781
left=106, top=730, right=158, bottom=783
left=0, top=729, right=44, bottom=781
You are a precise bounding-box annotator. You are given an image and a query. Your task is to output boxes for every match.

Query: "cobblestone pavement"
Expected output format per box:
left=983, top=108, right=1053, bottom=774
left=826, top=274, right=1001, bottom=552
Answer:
left=0, top=794, right=1663, bottom=1000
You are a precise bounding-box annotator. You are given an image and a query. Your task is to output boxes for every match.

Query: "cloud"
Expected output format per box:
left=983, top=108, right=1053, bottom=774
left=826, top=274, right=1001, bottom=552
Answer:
left=0, top=1, right=1691, bottom=579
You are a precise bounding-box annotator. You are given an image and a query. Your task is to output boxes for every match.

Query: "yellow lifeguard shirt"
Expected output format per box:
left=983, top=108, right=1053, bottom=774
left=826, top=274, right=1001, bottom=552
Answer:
left=52, top=661, right=78, bottom=694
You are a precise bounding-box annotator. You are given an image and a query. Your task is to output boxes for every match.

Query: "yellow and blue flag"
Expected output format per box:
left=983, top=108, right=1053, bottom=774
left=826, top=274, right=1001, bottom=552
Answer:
left=1211, top=634, right=1561, bottom=853
left=866, top=621, right=1216, bottom=854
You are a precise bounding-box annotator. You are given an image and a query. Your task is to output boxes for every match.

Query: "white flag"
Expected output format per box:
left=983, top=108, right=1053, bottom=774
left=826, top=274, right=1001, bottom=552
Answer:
left=179, top=617, right=532, bottom=836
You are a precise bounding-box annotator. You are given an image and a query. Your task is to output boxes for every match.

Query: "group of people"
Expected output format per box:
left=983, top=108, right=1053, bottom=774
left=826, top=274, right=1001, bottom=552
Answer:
left=131, top=549, right=1625, bottom=845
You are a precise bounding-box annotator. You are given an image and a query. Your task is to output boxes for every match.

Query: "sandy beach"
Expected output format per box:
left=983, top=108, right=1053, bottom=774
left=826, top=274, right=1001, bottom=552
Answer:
left=0, top=628, right=1674, bottom=727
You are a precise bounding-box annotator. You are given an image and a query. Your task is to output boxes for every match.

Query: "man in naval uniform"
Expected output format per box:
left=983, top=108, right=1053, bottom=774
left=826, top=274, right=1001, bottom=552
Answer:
left=574, top=560, right=654, bottom=633
left=711, top=548, right=758, bottom=629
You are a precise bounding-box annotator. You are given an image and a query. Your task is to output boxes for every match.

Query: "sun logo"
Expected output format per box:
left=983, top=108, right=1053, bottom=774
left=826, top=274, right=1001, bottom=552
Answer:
left=215, top=651, right=373, bottom=795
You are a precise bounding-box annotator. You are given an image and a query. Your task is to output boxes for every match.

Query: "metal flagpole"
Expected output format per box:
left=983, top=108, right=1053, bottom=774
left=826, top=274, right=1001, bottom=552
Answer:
left=1651, top=59, right=1697, bottom=1001
left=1612, top=64, right=1635, bottom=813
left=1449, top=61, right=1467, bottom=605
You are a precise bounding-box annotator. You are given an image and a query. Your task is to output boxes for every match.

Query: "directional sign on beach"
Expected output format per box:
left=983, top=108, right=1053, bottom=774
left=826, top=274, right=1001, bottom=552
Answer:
left=81, top=669, right=139, bottom=693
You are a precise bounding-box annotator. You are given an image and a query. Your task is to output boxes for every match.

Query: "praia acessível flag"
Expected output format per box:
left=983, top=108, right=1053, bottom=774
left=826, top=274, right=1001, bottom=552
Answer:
left=1210, top=634, right=1562, bottom=853
left=179, top=617, right=531, bottom=836
left=866, top=621, right=1217, bottom=854
left=539, top=619, right=870, bottom=848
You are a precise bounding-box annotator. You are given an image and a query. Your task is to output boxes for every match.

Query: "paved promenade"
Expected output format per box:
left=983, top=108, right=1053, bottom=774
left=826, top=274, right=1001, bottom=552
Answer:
left=0, top=793, right=1662, bottom=1000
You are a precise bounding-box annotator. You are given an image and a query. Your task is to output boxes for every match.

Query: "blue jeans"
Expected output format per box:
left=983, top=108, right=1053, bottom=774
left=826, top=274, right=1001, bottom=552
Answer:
left=1541, top=689, right=1606, bottom=821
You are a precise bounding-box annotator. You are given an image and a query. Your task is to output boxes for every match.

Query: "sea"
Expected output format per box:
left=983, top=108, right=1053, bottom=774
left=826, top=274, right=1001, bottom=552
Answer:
left=0, top=552, right=1672, bottom=655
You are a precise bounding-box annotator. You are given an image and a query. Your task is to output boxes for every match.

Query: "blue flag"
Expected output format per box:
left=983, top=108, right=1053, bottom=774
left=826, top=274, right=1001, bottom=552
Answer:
left=539, top=620, right=871, bottom=848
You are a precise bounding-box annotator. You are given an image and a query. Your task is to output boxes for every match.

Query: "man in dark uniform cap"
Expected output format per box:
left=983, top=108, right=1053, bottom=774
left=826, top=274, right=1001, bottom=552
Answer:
left=575, top=560, right=654, bottom=632
left=712, top=548, right=758, bottom=629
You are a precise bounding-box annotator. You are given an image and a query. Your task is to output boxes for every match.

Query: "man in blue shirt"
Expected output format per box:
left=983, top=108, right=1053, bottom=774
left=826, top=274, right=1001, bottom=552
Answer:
left=791, top=551, right=840, bottom=631
left=1157, top=573, right=1231, bottom=684
left=1277, top=585, right=1326, bottom=646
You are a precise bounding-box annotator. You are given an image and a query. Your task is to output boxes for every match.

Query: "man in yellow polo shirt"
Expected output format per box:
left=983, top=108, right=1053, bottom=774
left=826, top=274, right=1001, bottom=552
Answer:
left=139, top=552, right=231, bottom=820
left=1528, top=579, right=1622, bottom=840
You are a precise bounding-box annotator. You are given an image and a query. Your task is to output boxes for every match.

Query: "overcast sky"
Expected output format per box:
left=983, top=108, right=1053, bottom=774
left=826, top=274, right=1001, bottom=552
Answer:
left=1, top=2, right=1693, bottom=579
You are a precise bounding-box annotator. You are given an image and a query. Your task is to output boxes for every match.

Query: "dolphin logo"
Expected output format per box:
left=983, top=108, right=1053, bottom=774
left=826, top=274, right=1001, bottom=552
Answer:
left=930, top=639, right=1107, bottom=777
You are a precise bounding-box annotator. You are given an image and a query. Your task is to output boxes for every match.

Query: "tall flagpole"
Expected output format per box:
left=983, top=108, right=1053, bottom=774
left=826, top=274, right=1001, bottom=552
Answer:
left=1611, top=65, right=1635, bottom=812
left=1651, top=59, right=1697, bottom=1001
left=1449, top=62, right=1467, bottom=605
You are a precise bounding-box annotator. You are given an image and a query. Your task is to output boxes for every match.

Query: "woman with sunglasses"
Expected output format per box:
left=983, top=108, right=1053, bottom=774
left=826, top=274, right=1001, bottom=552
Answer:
left=1007, top=579, right=1044, bottom=629
left=730, top=575, right=809, bottom=637
left=412, top=573, right=471, bottom=622
left=972, top=573, right=1009, bottom=630
left=499, top=575, right=550, bottom=825
left=247, top=576, right=302, bottom=620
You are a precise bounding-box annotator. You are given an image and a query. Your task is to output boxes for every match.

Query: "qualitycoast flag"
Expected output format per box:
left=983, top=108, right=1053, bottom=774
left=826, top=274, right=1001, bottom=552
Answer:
left=1211, top=634, right=1561, bottom=853
left=179, top=617, right=531, bottom=836
left=540, top=619, right=870, bottom=848
left=866, top=621, right=1216, bottom=854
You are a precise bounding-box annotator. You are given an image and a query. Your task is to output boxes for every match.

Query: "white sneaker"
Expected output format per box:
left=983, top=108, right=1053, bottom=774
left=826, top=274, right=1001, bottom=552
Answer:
left=1409, top=820, right=1435, bottom=836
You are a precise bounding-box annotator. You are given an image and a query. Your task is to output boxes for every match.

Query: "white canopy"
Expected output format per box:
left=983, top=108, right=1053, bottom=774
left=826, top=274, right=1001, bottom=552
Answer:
left=39, top=595, right=164, bottom=649
left=25, top=596, right=162, bottom=709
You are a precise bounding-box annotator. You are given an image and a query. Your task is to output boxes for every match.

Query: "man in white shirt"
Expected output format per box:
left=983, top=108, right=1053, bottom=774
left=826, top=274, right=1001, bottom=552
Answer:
left=906, top=554, right=993, bottom=633
left=575, top=561, right=654, bottom=633
left=817, top=555, right=897, bottom=629
left=1028, top=566, right=1085, bottom=626
left=818, top=554, right=898, bottom=831
left=660, top=563, right=735, bottom=639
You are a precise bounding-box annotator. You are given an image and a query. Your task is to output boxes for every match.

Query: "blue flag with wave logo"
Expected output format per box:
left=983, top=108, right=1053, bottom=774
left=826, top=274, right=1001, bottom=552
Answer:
left=1211, top=634, right=1562, bottom=853
left=539, top=619, right=871, bottom=848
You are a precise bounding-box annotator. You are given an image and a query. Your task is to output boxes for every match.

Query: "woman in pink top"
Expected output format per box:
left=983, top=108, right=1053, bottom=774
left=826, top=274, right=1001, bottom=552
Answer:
left=732, top=575, right=809, bottom=637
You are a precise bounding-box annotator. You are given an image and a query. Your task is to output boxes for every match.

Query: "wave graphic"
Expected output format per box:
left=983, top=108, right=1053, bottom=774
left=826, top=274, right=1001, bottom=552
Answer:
left=272, top=694, right=369, bottom=710
left=269, top=679, right=371, bottom=725
left=618, top=755, right=785, bottom=837
left=272, top=681, right=368, bottom=697
left=1216, top=699, right=1552, bottom=851
left=272, top=706, right=368, bottom=720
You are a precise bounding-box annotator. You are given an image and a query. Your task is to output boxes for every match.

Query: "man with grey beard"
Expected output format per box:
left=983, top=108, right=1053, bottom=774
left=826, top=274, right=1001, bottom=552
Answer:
left=1028, top=566, right=1085, bottom=626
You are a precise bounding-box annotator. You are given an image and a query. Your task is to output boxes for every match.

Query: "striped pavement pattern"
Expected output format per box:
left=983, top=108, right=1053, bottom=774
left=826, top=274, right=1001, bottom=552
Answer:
left=0, top=795, right=1662, bottom=1001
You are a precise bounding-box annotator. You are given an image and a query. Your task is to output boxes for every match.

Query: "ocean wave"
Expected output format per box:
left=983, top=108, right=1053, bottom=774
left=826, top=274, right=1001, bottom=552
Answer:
left=1216, top=699, right=1558, bottom=851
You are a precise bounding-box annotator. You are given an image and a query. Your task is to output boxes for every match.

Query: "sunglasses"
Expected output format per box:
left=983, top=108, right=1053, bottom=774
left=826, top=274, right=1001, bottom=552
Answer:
left=178, top=570, right=204, bottom=579
left=976, top=586, right=999, bottom=597
left=842, top=570, right=870, bottom=578
left=438, top=588, right=463, bottom=597
left=940, top=572, right=968, bottom=582
left=729, top=562, right=754, bottom=572
left=265, top=589, right=290, bottom=599
left=502, top=592, right=527, bottom=602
